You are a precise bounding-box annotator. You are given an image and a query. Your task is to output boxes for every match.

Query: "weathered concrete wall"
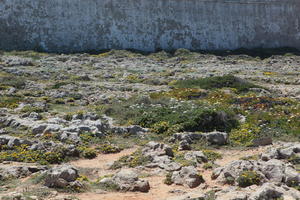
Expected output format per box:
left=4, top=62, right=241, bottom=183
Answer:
left=0, top=0, right=300, bottom=52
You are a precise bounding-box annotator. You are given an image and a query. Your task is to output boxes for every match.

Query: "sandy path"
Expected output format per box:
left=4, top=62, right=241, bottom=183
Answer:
left=76, top=175, right=204, bottom=200
left=69, top=147, right=138, bottom=177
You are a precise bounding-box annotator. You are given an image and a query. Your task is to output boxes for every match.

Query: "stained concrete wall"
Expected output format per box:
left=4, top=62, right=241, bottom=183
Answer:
left=0, top=0, right=300, bottom=52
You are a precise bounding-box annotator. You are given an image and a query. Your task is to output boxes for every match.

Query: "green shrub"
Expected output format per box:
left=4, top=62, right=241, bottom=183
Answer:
left=0, top=96, right=22, bottom=108
left=164, top=172, right=173, bottom=185
left=0, top=145, right=65, bottom=164
left=173, top=152, right=197, bottom=167
left=0, top=75, right=26, bottom=89
left=230, top=123, right=260, bottom=146
left=203, top=163, right=214, bottom=170
left=237, top=170, right=261, bottom=187
left=174, top=75, right=260, bottom=92
left=97, top=143, right=120, bottom=154
left=51, top=81, right=70, bottom=89
left=82, top=148, right=97, bottom=159
left=135, top=105, right=238, bottom=133
left=203, top=150, right=222, bottom=161
left=20, top=105, right=45, bottom=113
left=109, top=150, right=151, bottom=169
left=288, top=155, right=300, bottom=165
left=98, top=180, right=119, bottom=191
left=151, top=121, right=170, bottom=134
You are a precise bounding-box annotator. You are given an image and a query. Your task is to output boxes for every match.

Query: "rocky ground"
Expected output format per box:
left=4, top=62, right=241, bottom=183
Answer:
left=0, top=49, right=299, bottom=200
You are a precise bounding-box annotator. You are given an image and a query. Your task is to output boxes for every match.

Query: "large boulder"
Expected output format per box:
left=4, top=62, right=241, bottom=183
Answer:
left=100, top=169, right=150, bottom=192
left=261, top=143, right=300, bottom=161
left=212, top=159, right=300, bottom=186
left=213, top=183, right=300, bottom=200
left=203, top=131, right=228, bottom=145
left=44, top=165, right=79, bottom=188
left=248, top=183, right=300, bottom=200
left=0, top=166, right=47, bottom=179
left=142, top=142, right=181, bottom=171
left=171, top=166, right=204, bottom=188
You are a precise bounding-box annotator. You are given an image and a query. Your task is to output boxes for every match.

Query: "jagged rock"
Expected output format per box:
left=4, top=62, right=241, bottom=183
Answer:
left=212, top=159, right=300, bottom=186
left=0, top=135, right=15, bottom=145
left=43, top=124, right=62, bottom=134
left=100, top=169, right=150, bottom=192
left=184, top=151, right=208, bottom=164
left=32, top=124, right=48, bottom=135
left=171, top=166, right=204, bottom=188
left=252, top=137, right=272, bottom=147
left=215, top=188, right=248, bottom=200
left=27, top=112, right=42, bottom=120
left=143, top=141, right=174, bottom=157
left=178, top=140, right=191, bottom=151
left=248, top=183, right=300, bottom=200
left=170, top=132, right=204, bottom=144
left=142, top=142, right=181, bottom=171
left=159, top=161, right=182, bottom=172
left=44, top=165, right=79, bottom=188
left=261, top=143, right=300, bottom=161
left=0, top=166, right=47, bottom=179
left=7, top=137, right=32, bottom=147
left=203, top=131, right=228, bottom=145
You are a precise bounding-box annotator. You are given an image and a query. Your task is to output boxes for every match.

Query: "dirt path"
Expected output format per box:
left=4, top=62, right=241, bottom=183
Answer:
left=68, top=146, right=270, bottom=200
left=75, top=175, right=204, bottom=200
left=69, top=147, right=138, bottom=177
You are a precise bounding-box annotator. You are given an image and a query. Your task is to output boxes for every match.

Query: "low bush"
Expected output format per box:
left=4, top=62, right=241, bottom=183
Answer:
left=229, top=123, right=260, bottom=146
left=97, top=143, right=121, bottom=154
left=173, top=75, right=260, bottom=93
left=164, top=172, right=173, bottom=185
left=0, top=145, right=65, bottom=164
left=109, top=150, right=151, bottom=169
left=0, top=96, right=22, bottom=108
left=237, top=170, right=261, bottom=187
left=0, top=74, right=26, bottom=89
left=81, top=148, right=97, bottom=159
left=202, top=150, right=222, bottom=161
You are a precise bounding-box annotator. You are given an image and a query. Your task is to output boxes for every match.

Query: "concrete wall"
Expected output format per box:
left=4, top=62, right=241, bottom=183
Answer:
left=0, top=0, right=300, bottom=52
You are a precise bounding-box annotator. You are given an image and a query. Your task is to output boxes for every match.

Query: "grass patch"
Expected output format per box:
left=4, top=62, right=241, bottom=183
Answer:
left=202, top=150, right=222, bottom=161
left=0, top=73, right=26, bottom=89
left=173, top=75, right=260, bottom=93
left=0, top=96, right=22, bottom=108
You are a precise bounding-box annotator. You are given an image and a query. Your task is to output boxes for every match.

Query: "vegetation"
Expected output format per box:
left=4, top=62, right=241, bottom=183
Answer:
left=0, top=144, right=65, bottom=164
left=81, top=148, right=97, bottom=159
left=237, top=170, right=261, bottom=187
left=109, top=149, right=152, bottom=169
left=0, top=73, right=26, bottom=89
left=173, top=75, right=260, bottom=93
left=164, top=172, right=173, bottom=185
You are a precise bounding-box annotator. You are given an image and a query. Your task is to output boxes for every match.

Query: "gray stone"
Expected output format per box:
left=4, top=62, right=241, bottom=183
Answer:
left=252, top=137, right=272, bottom=147
left=178, top=140, right=191, bottom=151
left=184, top=151, right=208, bottom=164
left=44, top=165, right=79, bottom=188
left=248, top=183, right=289, bottom=200
left=102, top=169, right=150, bottom=192
left=171, top=166, right=204, bottom=188
left=7, top=138, right=32, bottom=147
left=204, top=131, right=228, bottom=145
left=32, top=124, right=48, bottom=135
